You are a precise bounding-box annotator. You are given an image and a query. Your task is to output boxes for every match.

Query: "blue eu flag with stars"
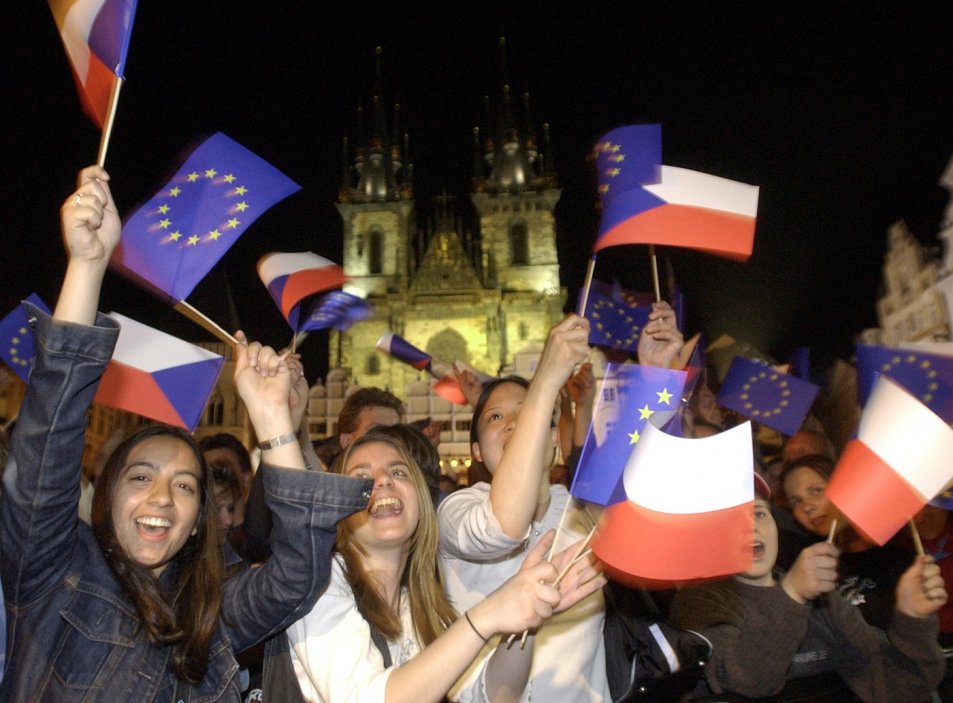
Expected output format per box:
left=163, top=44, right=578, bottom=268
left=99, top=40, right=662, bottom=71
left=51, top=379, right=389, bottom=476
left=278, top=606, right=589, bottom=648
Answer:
left=0, top=294, right=51, bottom=384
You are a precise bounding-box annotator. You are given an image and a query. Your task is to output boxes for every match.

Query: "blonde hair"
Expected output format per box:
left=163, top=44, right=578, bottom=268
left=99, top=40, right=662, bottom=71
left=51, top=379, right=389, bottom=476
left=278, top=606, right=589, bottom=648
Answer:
left=335, top=428, right=457, bottom=646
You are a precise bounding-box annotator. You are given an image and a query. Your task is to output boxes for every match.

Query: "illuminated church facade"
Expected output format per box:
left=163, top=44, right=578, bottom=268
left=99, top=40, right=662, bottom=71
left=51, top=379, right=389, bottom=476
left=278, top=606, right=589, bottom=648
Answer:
left=328, top=50, right=567, bottom=396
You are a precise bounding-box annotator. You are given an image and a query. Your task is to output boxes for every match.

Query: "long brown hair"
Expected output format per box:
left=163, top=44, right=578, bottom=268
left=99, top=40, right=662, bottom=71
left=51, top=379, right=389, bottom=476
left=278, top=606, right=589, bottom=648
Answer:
left=91, top=425, right=224, bottom=683
left=334, top=428, right=456, bottom=646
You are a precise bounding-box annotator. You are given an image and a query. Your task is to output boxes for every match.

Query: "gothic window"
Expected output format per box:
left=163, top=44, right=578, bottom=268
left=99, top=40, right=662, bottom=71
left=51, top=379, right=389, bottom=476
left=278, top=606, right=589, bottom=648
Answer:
left=369, top=229, right=383, bottom=274
left=366, top=354, right=380, bottom=375
left=509, top=221, right=528, bottom=265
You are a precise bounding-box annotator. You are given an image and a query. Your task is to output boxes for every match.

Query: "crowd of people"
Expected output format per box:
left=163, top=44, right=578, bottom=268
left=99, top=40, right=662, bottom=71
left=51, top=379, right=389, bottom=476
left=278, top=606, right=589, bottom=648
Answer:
left=0, top=165, right=949, bottom=702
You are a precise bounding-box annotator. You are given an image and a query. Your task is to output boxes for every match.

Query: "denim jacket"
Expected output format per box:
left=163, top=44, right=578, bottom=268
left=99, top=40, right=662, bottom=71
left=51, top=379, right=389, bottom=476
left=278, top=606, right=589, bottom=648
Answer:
left=0, top=306, right=371, bottom=702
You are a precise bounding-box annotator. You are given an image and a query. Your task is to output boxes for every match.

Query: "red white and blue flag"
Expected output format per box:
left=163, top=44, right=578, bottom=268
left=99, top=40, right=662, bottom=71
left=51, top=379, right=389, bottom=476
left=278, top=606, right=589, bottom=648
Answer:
left=596, top=165, right=759, bottom=261
left=48, top=0, right=138, bottom=127
left=376, top=332, right=432, bottom=372
left=95, top=313, right=224, bottom=431
left=257, top=252, right=346, bottom=331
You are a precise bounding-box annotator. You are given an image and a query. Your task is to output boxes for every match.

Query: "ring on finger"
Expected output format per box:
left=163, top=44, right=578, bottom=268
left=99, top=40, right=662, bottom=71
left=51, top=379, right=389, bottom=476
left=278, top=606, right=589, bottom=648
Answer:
left=71, top=193, right=83, bottom=207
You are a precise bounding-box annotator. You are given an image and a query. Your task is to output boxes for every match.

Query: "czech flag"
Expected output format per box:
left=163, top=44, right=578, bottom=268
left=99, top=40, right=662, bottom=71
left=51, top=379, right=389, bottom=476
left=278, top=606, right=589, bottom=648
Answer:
left=377, top=332, right=432, bottom=372
left=94, top=313, right=224, bottom=431
left=592, top=419, right=754, bottom=583
left=826, top=376, right=953, bottom=545
left=258, top=252, right=346, bottom=331
left=48, top=0, right=138, bottom=127
left=595, top=166, right=759, bottom=261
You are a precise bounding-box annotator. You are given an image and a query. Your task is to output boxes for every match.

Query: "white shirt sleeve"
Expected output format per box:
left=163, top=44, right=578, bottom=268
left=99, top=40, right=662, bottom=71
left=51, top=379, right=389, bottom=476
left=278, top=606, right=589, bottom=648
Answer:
left=287, top=559, right=393, bottom=703
left=437, top=482, right=528, bottom=560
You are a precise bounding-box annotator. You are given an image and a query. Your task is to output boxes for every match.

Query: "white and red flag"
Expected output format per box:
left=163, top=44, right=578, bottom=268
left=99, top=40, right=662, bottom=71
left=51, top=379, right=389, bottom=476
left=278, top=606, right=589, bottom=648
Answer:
left=827, top=375, right=953, bottom=545
left=592, top=419, right=755, bottom=583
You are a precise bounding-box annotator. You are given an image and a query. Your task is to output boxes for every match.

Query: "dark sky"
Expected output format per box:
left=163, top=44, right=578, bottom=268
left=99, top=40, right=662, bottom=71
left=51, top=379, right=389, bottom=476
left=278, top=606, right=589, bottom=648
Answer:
left=4, top=2, right=953, bottom=383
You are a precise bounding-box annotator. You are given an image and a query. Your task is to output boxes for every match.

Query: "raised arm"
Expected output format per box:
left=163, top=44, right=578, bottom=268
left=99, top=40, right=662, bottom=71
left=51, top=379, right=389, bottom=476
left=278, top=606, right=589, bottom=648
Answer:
left=637, top=301, right=683, bottom=369
left=54, top=165, right=120, bottom=325
left=1, top=166, right=120, bottom=605
left=223, top=336, right=371, bottom=647
left=488, top=315, right=589, bottom=538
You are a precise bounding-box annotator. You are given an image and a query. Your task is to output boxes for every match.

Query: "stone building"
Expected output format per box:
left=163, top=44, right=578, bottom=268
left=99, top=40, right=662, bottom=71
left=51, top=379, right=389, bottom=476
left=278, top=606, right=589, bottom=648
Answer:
left=862, top=152, right=953, bottom=345
left=315, top=46, right=567, bottom=470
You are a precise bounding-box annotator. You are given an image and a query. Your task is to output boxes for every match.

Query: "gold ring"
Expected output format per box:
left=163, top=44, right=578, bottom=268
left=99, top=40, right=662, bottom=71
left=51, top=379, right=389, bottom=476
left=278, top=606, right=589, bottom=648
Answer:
left=71, top=193, right=83, bottom=207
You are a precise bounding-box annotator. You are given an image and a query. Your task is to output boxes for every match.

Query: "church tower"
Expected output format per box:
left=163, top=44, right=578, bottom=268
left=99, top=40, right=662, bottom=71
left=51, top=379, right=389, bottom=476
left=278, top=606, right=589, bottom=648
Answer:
left=331, top=48, right=415, bottom=377
left=330, top=41, right=565, bottom=394
left=470, top=38, right=566, bottom=360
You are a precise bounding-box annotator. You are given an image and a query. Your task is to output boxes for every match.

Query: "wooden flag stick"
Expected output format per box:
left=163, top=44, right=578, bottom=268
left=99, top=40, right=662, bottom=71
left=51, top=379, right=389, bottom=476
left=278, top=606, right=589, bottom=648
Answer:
left=552, top=524, right=598, bottom=589
left=909, top=519, right=926, bottom=556
left=576, top=256, right=597, bottom=316
left=511, top=523, right=599, bottom=649
left=826, top=518, right=838, bottom=544
left=174, top=301, right=238, bottom=346
left=648, top=245, right=661, bottom=303
left=545, top=499, right=574, bottom=562
left=97, top=78, right=124, bottom=168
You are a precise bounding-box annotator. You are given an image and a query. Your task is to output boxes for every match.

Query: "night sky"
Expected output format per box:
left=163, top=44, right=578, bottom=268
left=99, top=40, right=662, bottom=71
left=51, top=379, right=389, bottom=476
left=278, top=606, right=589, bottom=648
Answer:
left=4, top=2, right=953, bottom=384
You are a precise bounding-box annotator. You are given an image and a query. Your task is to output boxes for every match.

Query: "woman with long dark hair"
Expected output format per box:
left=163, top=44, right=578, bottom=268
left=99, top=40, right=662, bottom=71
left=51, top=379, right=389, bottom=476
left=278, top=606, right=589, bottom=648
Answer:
left=0, top=165, right=371, bottom=701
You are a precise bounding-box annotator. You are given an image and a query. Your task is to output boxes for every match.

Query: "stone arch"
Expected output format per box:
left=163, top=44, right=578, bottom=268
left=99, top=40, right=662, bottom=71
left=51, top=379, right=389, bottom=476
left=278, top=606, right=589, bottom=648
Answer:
left=426, top=328, right=468, bottom=366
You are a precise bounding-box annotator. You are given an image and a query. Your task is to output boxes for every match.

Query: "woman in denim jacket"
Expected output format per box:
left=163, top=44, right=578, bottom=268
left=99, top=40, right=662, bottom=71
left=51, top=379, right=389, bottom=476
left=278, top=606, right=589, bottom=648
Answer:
left=0, top=165, right=372, bottom=702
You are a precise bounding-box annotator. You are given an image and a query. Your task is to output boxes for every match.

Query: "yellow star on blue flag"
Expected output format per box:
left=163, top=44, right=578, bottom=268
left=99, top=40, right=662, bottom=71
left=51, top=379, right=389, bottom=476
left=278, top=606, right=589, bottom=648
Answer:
left=113, top=133, right=300, bottom=304
left=0, top=294, right=51, bottom=383
left=717, top=356, right=819, bottom=436
left=571, top=362, right=688, bottom=505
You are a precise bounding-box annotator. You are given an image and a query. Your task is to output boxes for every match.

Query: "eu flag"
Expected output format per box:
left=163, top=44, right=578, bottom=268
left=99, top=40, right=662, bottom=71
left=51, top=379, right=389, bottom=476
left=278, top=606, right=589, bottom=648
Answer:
left=582, top=279, right=652, bottom=353
left=717, top=356, right=819, bottom=437
left=300, top=291, right=372, bottom=332
left=856, top=343, right=953, bottom=423
left=112, top=133, right=300, bottom=304
left=571, top=362, right=688, bottom=506
left=0, top=294, right=51, bottom=384
left=593, top=124, right=662, bottom=198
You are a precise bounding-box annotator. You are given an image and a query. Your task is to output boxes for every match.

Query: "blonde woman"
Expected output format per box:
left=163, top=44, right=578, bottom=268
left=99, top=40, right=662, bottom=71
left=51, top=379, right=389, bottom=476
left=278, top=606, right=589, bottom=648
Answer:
left=286, top=426, right=604, bottom=703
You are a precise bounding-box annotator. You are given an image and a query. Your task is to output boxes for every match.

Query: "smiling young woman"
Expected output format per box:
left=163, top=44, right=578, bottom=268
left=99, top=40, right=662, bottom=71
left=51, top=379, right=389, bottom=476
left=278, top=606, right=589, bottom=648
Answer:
left=0, top=165, right=371, bottom=701
left=284, top=426, right=605, bottom=703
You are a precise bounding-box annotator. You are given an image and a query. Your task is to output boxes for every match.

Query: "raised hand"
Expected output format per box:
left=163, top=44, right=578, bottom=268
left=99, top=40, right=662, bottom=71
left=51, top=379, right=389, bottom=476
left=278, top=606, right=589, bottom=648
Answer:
left=781, top=541, right=839, bottom=603
left=534, top=314, right=591, bottom=395
left=548, top=534, right=607, bottom=613
left=453, top=362, right=485, bottom=407
left=60, top=165, right=120, bottom=266
left=637, top=301, right=684, bottom=369
left=55, top=166, right=121, bottom=325
left=233, top=332, right=295, bottom=442
left=566, top=362, right=596, bottom=409
left=896, top=555, right=948, bottom=618
left=281, top=350, right=309, bottom=430
left=468, top=532, right=563, bottom=637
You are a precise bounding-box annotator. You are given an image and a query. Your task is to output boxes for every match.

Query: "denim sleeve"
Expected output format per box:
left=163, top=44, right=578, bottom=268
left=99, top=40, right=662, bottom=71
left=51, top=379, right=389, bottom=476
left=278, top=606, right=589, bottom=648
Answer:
left=220, top=465, right=370, bottom=651
left=0, top=305, right=118, bottom=607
